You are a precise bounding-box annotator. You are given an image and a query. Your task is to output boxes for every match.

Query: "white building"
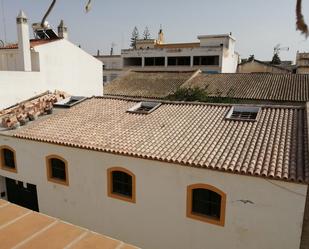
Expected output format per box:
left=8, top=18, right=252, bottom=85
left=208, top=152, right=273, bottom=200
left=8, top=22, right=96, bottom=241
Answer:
left=0, top=97, right=308, bottom=249
left=0, top=11, right=103, bottom=110
left=95, top=54, right=123, bottom=85
left=123, top=33, right=238, bottom=73
left=95, top=30, right=239, bottom=84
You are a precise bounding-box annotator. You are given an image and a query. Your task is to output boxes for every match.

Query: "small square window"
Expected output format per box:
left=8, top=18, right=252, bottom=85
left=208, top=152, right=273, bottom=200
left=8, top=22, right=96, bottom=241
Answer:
left=107, top=167, right=136, bottom=203
left=46, top=156, right=69, bottom=186
left=54, top=96, right=87, bottom=108
left=3, top=149, right=15, bottom=169
left=0, top=146, right=17, bottom=173
left=50, top=159, right=66, bottom=181
left=192, top=189, right=221, bottom=219
left=187, top=184, right=226, bottom=226
left=112, top=171, right=132, bottom=197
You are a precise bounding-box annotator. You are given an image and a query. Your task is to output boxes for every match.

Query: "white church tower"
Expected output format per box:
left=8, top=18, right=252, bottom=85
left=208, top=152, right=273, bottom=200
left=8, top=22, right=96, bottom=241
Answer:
left=16, top=10, right=31, bottom=71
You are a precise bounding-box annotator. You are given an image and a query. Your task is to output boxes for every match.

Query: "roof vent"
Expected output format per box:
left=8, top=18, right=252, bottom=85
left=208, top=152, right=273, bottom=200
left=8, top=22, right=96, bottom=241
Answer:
left=226, top=106, right=260, bottom=121
left=127, top=102, right=161, bottom=114
left=54, top=96, right=86, bottom=108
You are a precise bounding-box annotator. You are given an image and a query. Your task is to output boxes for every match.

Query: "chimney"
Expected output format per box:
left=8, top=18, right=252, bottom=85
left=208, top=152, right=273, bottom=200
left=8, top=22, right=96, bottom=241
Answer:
left=157, top=25, right=164, bottom=45
left=16, top=10, right=31, bottom=71
left=58, top=20, right=68, bottom=39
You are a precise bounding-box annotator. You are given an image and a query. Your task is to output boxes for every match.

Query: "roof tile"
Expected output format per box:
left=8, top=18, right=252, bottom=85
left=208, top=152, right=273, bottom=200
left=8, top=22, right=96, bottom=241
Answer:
left=12, top=97, right=309, bottom=184
left=184, top=73, right=309, bottom=102
left=104, top=71, right=195, bottom=98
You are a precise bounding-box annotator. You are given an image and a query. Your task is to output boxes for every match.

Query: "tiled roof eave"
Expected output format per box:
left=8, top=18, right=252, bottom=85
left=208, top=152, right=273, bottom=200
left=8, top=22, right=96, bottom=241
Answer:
left=12, top=133, right=309, bottom=185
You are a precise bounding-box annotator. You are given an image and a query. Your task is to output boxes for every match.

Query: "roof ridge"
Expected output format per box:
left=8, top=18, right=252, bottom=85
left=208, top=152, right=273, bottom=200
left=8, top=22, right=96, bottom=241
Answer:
left=97, top=95, right=305, bottom=109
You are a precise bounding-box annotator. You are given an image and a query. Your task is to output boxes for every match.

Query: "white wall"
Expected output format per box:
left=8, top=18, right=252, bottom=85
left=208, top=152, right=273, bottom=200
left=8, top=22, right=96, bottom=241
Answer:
left=0, top=135, right=307, bottom=249
left=0, top=71, right=44, bottom=110
left=0, top=50, right=19, bottom=71
left=221, top=49, right=239, bottom=73
left=0, top=49, right=39, bottom=71
left=0, top=39, right=102, bottom=109
left=34, top=39, right=102, bottom=97
left=121, top=42, right=239, bottom=73
left=199, top=36, right=229, bottom=48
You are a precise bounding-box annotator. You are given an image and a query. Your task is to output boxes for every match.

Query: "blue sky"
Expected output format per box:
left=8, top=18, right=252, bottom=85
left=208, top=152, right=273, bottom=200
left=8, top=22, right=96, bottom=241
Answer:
left=1, top=0, right=309, bottom=61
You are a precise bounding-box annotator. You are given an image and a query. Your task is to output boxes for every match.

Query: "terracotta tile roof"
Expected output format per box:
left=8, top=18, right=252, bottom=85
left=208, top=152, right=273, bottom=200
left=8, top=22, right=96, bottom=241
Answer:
left=0, top=91, right=69, bottom=129
left=12, top=97, right=309, bottom=184
left=238, top=59, right=293, bottom=72
left=0, top=38, right=61, bottom=49
left=0, top=200, right=139, bottom=248
left=105, top=72, right=309, bottom=102
left=183, top=73, right=309, bottom=102
left=104, top=71, right=196, bottom=98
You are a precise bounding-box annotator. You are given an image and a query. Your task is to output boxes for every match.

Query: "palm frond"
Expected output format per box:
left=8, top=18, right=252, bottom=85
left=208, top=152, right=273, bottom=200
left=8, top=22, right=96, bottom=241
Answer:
left=85, top=0, right=92, bottom=13
left=296, top=0, right=309, bottom=37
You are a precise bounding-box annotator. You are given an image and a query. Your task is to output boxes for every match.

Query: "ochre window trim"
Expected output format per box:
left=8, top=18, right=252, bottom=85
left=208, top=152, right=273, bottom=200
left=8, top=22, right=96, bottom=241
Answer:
left=46, top=155, right=69, bottom=186
left=0, top=145, right=17, bottom=173
left=187, top=183, right=226, bottom=226
left=107, top=167, right=136, bottom=203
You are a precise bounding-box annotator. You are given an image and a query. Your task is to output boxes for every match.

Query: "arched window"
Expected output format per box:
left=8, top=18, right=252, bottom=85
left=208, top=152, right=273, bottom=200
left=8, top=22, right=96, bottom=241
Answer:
left=107, top=167, right=136, bottom=203
left=46, top=155, right=69, bottom=186
left=187, top=184, right=226, bottom=226
left=0, top=146, right=17, bottom=173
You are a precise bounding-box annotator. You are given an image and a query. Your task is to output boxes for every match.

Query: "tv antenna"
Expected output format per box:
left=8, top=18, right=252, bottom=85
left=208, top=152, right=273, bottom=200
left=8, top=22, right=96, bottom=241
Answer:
left=273, top=44, right=289, bottom=55
left=110, top=42, right=116, bottom=56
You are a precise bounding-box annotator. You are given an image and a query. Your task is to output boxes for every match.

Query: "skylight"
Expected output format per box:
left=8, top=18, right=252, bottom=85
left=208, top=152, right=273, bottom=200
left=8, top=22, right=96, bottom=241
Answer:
left=127, top=102, right=161, bottom=114
left=54, top=96, right=86, bottom=108
left=226, top=106, right=260, bottom=121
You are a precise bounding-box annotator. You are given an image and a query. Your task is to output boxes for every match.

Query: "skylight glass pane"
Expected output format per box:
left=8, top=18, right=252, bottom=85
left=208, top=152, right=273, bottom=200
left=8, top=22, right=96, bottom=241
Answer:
left=127, top=102, right=161, bottom=114
left=226, top=106, right=260, bottom=121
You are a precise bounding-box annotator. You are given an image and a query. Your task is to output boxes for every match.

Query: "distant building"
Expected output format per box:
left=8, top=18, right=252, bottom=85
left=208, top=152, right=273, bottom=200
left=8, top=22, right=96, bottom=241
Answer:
left=95, top=30, right=239, bottom=84
left=95, top=54, right=123, bottom=85
left=104, top=70, right=309, bottom=105
left=123, top=32, right=238, bottom=73
left=296, top=52, right=309, bottom=74
left=237, top=58, right=292, bottom=73
left=0, top=11, right=102, bottom=109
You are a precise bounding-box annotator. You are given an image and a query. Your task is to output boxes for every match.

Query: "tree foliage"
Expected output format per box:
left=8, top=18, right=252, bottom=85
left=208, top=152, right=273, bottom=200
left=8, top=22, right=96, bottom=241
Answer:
left=167, top=87, right=209, bottom=102
left=167, top=87, right=238, bottom=103
left=296, top=0, right=308, bottom=37
left=143, top=26, right=151, bottom=40
left=271, top=53, right=281, bottom=65
left=248, top=54, right=255, bottom=61
left=130, top=26, right=139, bottom=48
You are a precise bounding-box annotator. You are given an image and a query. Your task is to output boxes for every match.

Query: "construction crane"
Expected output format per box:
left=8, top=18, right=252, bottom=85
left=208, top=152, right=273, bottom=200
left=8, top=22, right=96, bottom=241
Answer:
left=273, top=44, right=289, bottom=56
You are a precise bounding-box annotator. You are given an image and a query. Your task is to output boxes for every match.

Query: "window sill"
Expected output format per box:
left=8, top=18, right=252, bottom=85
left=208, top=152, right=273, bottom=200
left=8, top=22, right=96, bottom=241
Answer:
left=47, top=177, right=69, bottom=186
left=0, top=165, right=17, bottom=173
left=187, top=211, right=224, bottom=227
left=108, top=192, right=135, bottom=203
